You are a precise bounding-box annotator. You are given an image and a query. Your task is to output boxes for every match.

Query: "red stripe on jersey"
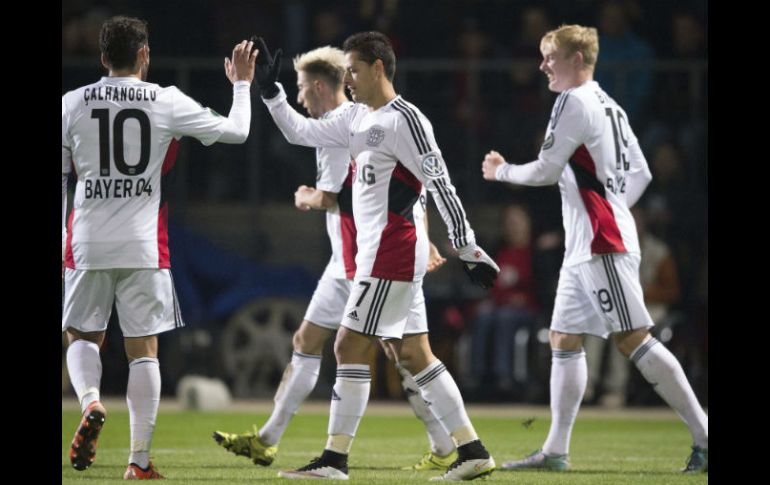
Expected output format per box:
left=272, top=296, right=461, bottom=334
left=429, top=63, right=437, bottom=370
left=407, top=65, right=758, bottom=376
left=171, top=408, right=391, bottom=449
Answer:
left=157, top=202, right=170, bottom=268
left=572, top=145, right=626, bottom=253
left=371, top=212, right=417, bottom=281
left=161, top=138, right=180, bottom=175
left=393, top=161, right=422, bottom=194
left=157, top=140, right=178, bottom=268
left=572, top=144, right=596, bottom=175
left=65, top=209, right=75, bottom=269
left=341, top=164, right=357, bottom=279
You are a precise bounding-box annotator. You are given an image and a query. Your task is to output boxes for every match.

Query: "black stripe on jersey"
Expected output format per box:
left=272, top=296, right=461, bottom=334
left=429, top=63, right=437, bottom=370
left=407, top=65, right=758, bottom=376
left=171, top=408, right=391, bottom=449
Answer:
left=568, top=159, right=606, bottom=197
left=607, top=255, right=632, bottom=330
left=550, top=89, right=574, bottom=129
left=338, top=160, right=354, bottom=215
left=389, top=175, right=421, bottom=223
left=392, top=99, right=431, bottom=155
left=394, top=99, right=433, bottom=153
left=602, top=255, right=631, bottom=331
left=415, top=362, right=446, bottom=387
left=433, top=178, right=467, bottom=247
left=364, top=280, right=384, bottom=335
left=364, top=280, right=391, bottom=335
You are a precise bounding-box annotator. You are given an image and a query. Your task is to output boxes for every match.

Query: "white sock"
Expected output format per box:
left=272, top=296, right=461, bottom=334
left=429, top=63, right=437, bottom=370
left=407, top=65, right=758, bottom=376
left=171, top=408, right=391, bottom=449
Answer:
left=259, top=351, right=322, bottom=446
left=631, top=338, right=708, bottom=448
left=126, top=357, right=161, bottom=468
left=543, top=349, right=586, bottom=456
left=415, top=360, right=477, bottom=446
left=327, top=364, right=370, bottom=454
left=397, top=364, right=455, bottom=456
left=66, top=339, right=102, bottom=413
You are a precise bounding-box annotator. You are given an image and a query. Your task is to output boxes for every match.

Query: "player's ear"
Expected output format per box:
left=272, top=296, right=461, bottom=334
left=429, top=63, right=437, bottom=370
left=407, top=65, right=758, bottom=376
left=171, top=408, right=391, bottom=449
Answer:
left=100, top=52, right=110, bottom=71
left=374, top=59, right=385, bottom=79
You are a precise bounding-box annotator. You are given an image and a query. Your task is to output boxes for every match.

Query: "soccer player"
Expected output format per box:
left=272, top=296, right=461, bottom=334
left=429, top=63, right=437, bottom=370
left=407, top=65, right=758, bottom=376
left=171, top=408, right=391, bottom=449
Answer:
left=252, top=32, right=499, bottom=480
left=62, top=16, right=257, bottom=479
left=212, top=45, right=458, bottom=472
left=481, top=24, right=708, bottom=473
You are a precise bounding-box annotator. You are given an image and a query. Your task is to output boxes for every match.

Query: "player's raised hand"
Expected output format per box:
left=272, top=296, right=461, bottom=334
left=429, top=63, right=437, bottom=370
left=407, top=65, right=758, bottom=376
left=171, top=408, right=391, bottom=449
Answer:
left=224, top=39, right=257, bottom=84
left=482, top=150, right=506, bottom=181
left=251, top=36, right=282, bottom=98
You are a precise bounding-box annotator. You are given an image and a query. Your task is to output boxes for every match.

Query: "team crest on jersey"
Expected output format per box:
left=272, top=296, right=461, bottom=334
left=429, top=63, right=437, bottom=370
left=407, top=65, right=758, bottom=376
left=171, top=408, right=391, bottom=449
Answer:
left=421, top=154, right=445, bottom=178
left=366, top=127, right=386, bottom=147
left=542, top=132, right=555, bottom=150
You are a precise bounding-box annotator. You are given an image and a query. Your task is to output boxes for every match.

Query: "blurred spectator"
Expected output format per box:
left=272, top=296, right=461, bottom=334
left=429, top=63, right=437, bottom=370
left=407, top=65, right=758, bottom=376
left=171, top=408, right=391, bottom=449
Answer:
left=467, top=204, right=538, bottom=397
left=594, top=0, right=654, bottom=122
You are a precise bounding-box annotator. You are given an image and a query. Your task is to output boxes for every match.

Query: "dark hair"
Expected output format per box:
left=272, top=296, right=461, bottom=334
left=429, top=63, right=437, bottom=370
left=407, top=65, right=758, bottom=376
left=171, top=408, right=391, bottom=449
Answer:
left=99, top=16, right=148, bottom=70
left=342, top=31, right=396, bottom=81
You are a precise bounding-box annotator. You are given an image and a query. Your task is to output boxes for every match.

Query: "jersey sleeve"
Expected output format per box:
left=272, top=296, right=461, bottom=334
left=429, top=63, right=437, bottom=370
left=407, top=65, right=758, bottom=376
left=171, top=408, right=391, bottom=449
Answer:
left=496, top=93, right=588, bottom=186
left=624, top=128, right=652, bottom=207
left=61, top=96, right=72, bottom=260
left=263, top=83, right=351, bottom=149
left=391, top=104, right=476, bottom=249
left=316, top=146, right=350, bottom=193
left=169, top=83, right=251, bottom=146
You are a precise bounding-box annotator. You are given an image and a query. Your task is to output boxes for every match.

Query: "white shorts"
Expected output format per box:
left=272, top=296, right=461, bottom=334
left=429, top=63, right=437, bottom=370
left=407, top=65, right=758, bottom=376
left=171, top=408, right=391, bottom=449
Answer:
left=341, top=276, right=425, bottom=339
left=551, top=253, right=653, bottom=339
left=62, top=268, right=184, bottom=338
left=304, top=275, right=353, bottom=330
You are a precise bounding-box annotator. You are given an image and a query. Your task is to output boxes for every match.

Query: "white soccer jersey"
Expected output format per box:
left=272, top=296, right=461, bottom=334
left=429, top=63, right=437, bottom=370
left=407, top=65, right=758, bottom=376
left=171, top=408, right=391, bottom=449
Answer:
left=265, top=83, right=474, bottom=282
left=497, top=80, right=651, bottom=267
left=316, top=101, right=356, bottom=279
left=62, top=76, right=251, bottom=269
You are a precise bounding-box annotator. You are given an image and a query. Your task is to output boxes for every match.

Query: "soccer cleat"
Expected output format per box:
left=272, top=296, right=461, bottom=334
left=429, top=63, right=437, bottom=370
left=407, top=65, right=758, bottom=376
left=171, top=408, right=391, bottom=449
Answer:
left=70, top=400, right=107, bottom=471
left=500, top=449, right=570, bottom=471
left=212, top=425, right=278, bottom=466
left=402, top=450, right=458, bottom=471
left=429, top=456, right=495, bottom=481
left=124, top=462, right=165, bottom=480
left=277, top=455, right=349, bottom=480
left=682, top=445, right=708, bottom=473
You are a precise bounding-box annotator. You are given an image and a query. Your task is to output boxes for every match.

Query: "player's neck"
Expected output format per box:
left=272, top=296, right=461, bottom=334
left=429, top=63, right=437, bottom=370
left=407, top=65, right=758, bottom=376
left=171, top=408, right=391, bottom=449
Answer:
left=366, top=84, right=397, bottom=111
left=108, top=69, right=141, bottom=79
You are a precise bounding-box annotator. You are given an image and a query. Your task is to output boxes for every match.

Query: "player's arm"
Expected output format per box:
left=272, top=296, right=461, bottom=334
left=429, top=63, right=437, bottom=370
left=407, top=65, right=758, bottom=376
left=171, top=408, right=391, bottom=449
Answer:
left=482, top=94, right=586, bottom=186
left=624, top=134, right=652, bottom=207
left=295, top=186, right=338, bottom=211
left=392, top=110, right=499, bottom=287
left=423, top=202, right=447, bottom=273
left=253, top=36, right=350, bottom=149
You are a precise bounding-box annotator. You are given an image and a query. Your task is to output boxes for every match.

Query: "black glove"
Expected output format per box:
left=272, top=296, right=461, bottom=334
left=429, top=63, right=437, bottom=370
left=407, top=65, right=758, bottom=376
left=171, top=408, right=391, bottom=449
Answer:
left=250, top=36, right=282, bottom=99
left=457, top=245, right=500, bottom=289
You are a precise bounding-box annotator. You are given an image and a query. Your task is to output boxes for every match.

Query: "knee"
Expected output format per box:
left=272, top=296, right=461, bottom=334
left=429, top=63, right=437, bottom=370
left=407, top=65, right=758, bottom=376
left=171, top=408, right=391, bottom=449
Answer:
left=549, top=330, right=583, bottom=351
left=613, top=328, right=650, bottom=358
left=293, top=330, right=322, bottom=355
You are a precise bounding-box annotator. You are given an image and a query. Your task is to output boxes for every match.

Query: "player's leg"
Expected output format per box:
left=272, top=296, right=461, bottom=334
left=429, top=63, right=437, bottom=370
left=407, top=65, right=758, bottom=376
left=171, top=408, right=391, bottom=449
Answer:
left=393, top=334, right=495, bottom=481
left=278, top=277, right=414, bottom=479
left=380, top=337, right=457, bottom=470
left=116, top=268, right=181, bottom=479
left=605, top=253, right=707, bottom=472
left=502, top=264, right=594, bottom=472
left=63, top=268, right=113, bottom=471
left=214, top=276, right=346, bottom=465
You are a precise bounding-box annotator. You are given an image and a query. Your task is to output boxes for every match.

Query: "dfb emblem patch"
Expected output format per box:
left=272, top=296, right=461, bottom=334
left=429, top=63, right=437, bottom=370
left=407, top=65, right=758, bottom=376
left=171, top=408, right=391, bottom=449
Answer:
left=366, top=127, right=385, bottom=147
left=421, top=154, right=445, bottom=178
left=542, top=132, right=555, bottom=150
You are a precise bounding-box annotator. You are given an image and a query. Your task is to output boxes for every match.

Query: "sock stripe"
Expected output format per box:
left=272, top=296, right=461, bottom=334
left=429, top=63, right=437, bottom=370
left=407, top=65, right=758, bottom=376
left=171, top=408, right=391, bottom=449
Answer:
left=293, top=351, right=322, bottom=359
left=631, top=337, right=660, bottom=364
left=415, top=362, right=446, bottom=387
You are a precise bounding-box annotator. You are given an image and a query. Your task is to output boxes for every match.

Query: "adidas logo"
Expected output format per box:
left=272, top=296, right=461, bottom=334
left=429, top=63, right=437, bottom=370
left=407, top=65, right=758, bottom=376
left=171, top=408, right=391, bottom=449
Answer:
left=346, top=310, right=359, bottom=321
left=331, top=389, right=341, bottom=401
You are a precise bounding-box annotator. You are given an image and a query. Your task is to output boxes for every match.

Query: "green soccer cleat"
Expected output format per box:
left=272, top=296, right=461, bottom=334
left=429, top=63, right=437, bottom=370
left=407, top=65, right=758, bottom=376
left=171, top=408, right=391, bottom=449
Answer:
left=500, top=449, right=570, bottom=471
left=682, top=445, right=708, bottom=473
left=402, top=450, right=459, bottom=471
left=212, top=425, right=278, bottom=466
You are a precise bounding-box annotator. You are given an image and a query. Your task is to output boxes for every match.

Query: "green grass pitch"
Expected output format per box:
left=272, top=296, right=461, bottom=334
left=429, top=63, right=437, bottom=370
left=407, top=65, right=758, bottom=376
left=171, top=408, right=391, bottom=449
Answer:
left=62, top=402, right=707, bottom=484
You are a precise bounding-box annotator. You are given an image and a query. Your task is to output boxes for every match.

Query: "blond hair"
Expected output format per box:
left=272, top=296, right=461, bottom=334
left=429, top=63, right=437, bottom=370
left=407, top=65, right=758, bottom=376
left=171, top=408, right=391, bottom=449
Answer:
left=293, top=46, right=346, bottom=89
left=540, top=25, right=599, bottom=70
